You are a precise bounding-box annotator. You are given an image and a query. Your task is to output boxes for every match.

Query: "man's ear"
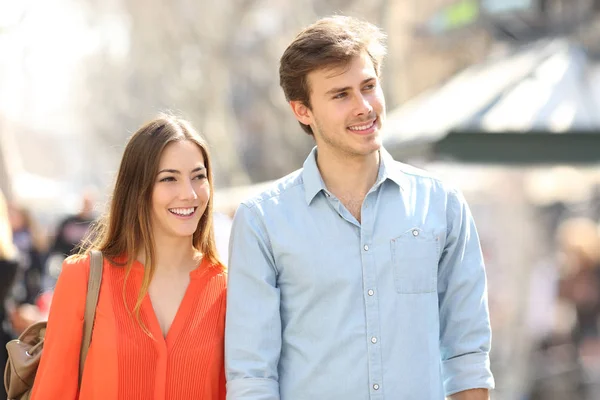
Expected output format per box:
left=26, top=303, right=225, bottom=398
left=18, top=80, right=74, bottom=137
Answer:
left=289, top=101, right=312, bottom=126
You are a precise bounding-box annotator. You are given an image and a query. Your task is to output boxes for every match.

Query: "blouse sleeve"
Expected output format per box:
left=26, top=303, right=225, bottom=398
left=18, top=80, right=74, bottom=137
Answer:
left=31, top=256, right=89, bottom=400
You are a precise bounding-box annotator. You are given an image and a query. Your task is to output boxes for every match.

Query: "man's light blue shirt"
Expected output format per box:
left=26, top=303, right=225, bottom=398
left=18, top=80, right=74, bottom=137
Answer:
left=225, top=147, right=494, bottom=399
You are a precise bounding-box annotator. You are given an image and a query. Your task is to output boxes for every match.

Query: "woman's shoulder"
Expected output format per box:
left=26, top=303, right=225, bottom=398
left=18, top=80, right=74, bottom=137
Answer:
left=60, top=253, right=92, bottom=283
left=199, top=259, right=227, bottom=286
left=210, top=259, right=227, bottom=275
left=46, top=254, right=94, bottom=312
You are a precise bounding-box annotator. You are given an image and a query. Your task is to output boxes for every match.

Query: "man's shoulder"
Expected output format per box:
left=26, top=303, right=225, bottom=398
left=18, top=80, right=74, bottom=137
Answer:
left=387, top=158, right=455, bottom=193
left=240, top=168, right=305, bottom=210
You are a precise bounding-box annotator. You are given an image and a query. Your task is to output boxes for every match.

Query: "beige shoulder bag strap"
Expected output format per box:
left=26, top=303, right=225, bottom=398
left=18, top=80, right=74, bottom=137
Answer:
left=78, top=250, right=104, bottom=386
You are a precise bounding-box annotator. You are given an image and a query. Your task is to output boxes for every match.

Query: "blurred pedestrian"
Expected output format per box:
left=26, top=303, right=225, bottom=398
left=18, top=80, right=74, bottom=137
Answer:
left=557, top=217, right=600, bottom=353
left=7, top=203, right=48, bottom=333
left=45, top=190, right=96, bottom=287
left=51, top=190, right=96, bottom=257
left=32, top=114, right=227, bottom=399
left=226, top=15, right=494, bottom=400
left=527, top=217, right=600, bottom=400
left=0, top=191, right=19, bottom=400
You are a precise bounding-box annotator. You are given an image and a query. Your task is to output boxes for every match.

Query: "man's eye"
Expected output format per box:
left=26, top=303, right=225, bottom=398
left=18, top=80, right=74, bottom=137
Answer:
left=363, top=84, right=375, bottom=91
left=333, top=92, right=347, bottom=99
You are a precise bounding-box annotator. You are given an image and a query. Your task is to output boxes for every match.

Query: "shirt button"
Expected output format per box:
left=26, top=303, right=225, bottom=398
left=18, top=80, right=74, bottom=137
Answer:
left=368, top=289, right=374, bottom=296
left=363, top=245, right=369, bottom=251
left=412, top=229, right=419, bottom=237
left=373, top=384, right=380, bottom=390
left=371, top=337, right=377, bottom=344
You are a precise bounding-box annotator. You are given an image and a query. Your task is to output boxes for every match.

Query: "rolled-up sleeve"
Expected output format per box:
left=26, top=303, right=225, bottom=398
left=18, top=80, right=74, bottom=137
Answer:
left=225, top=203, right=281, bottom=400
left=438, top=188, right=495, bottom=397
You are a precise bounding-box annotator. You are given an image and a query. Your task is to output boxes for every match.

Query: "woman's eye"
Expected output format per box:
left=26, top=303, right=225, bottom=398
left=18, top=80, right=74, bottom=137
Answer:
left=160, top=176, right=175, bottom=182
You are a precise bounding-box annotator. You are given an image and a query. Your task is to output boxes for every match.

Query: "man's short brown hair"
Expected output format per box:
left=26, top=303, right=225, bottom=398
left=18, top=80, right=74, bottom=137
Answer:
left=279, top=15, right=387, bottom=135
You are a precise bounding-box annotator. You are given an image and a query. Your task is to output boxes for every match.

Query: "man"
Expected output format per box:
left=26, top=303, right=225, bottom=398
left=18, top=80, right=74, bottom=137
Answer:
left=226, top=16, right=494, bottom=400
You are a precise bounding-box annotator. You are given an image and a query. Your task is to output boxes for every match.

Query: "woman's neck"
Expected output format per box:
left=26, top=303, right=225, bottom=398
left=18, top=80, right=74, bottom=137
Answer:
left=138, top=235, right=201, bottom=273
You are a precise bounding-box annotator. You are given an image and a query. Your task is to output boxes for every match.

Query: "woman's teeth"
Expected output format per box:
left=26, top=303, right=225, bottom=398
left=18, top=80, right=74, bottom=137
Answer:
left=169, top=207, right=195, bottom=216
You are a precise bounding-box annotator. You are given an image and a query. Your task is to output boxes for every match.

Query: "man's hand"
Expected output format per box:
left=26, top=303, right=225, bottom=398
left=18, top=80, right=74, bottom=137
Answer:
left=448, top=388, right=490, bottom=400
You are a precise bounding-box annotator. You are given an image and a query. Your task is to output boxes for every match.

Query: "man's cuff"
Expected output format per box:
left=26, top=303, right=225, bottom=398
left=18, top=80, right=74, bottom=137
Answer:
left=226, top=378, right=279, bottom=400
left=443, top=352, right=495, bottom=397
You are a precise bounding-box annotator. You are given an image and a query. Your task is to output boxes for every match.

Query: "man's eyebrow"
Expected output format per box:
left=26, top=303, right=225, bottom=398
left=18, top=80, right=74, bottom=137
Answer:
left=324, top=77, right=376, bottom=96
left=157, top=166, right=206, bottom=174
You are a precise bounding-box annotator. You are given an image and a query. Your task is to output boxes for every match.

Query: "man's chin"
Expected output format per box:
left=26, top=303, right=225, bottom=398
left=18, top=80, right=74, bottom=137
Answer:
left=355, top=142, right=382, bottom=158
left=366, top=135, right=383, bottom=151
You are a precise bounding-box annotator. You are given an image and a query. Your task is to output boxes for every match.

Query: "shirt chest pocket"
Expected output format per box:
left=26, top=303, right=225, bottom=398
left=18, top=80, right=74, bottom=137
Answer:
left=390, top=228, right=439, bottom=294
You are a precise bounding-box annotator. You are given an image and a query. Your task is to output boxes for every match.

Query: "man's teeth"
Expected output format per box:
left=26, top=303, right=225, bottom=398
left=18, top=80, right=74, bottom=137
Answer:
left=170, top=207, right=195, bottom=216
left=348, top=121, right=374, bottom=131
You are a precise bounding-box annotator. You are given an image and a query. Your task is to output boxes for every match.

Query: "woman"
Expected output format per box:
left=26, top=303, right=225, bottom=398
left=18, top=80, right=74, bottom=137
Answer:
left=32, top=114, right=227, bottom=399
left=0, top=190, right=19, bottom=400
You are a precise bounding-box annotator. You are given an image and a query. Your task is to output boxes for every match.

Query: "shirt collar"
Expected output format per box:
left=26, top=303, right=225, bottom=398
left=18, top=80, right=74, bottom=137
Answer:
left=377, top=147, right=407, bottom=190
left=302, top=147, right=327, bottom=205
left=302, top=146, right=407, bottom=205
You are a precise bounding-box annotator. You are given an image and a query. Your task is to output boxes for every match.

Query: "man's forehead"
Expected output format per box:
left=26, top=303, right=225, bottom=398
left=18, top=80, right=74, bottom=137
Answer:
left=322, top=62, right=352, bottom=79
left=309, top=60, right=376, bottom=92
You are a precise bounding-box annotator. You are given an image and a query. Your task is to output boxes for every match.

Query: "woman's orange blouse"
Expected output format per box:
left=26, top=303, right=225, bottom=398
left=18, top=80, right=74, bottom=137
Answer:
left=31, top=254, right=227, bottom=400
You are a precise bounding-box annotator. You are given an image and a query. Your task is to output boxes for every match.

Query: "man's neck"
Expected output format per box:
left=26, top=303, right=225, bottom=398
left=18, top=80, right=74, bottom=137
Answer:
left=316, top=148, right=380, bottom=198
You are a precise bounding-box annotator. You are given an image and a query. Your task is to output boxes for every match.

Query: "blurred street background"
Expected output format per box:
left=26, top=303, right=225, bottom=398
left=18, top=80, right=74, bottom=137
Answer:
left=1, top=0, right=600, bottom=399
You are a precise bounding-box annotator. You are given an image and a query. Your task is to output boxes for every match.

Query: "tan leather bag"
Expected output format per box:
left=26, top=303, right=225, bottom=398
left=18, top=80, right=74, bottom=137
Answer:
left=4, top=250, right=104, bottom=399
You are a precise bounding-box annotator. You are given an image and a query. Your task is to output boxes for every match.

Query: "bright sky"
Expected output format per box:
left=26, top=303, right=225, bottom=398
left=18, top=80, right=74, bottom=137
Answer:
left=0, top=0, right=130, bottom=206
left=0, top=0, right=105, bottom=135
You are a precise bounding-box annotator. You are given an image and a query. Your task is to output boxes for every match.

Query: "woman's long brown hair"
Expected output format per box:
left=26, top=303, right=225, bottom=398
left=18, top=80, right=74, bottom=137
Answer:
left=77, top=113, right=220, bottom=335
